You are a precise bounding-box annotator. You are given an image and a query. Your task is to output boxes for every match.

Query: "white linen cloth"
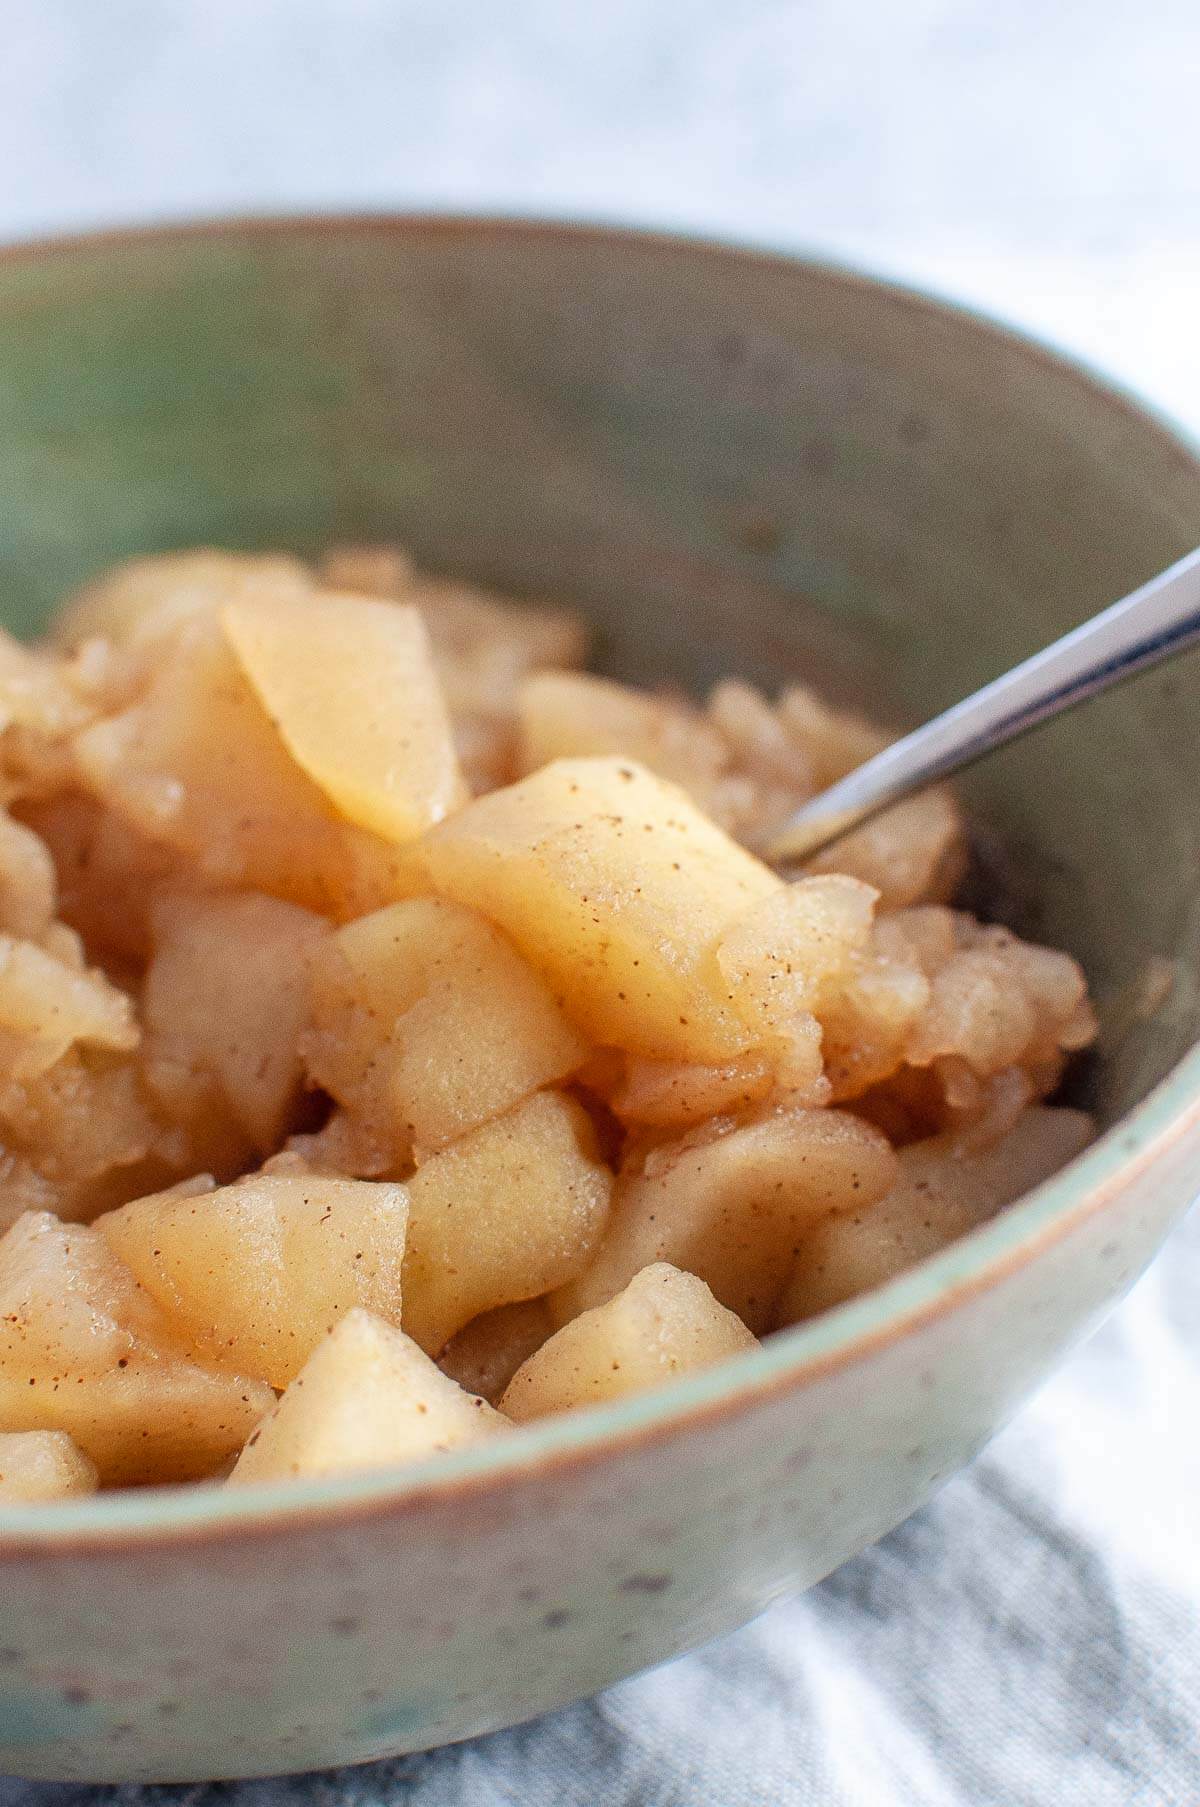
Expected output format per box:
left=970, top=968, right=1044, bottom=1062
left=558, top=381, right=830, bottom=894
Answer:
left=1, top=2, right=1198, bottom=1799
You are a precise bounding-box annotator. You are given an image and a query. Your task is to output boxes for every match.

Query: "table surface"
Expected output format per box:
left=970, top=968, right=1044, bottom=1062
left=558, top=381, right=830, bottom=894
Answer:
left=1, top=5, right=1198, bottom=1803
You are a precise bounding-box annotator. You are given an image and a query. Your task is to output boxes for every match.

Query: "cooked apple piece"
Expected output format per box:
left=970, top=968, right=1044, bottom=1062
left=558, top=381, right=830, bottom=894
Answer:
left=819, top=910, right=1097, bottom=1112
left=555, top=1107, right=897, bottom=1334
left=316, top=544, right=417, bottom=598
left=0, top=1045, right=200, bottom=1225
left=72, top=615, right=402, bottom=919
left=438, top=1297, right=554, bottom=1405
left=0, top=1157, right=59, bottom=1237
left=304, top=898, right=588, bottom=1161
left=0, top=933, right=137, bottom=1082
left=416, top=578, right=589, bottom=687
left=19, top=790, right=189, bottom=969
left=100, top=1173, right=408, bottom=1388
left=502, top=1262, right=757, bottom=1421
left=806, top=787, right=966, bottom=910
left=144, top=890, right=327, bottom=1153
left=0, top=628, right=93, bottom=740
left=402, top=1090, right=612, bottom=1355
left=317, top=547, right=589, bottom=689
left=52, top=549, right=314, bottom=655
left=0, top=813, right=56, bottom=943
left=779, top=1106, right=1094, bottom=1322
left=222, top=589, right=466, bottom=843
left=716, top=876, right=878, bottom=1042
left=39, top=923, right=85, bottom=967
left=904, top=918, right=1097, bottom=1075
left=0, top=1429, right=98, bottom=1503
left=772, top=683, right=890, bottom=788
left=610, top=1053, right=775, bottom=1129
left=817, top=942, right=933, bottom=1104
left=713, top=874, right=881, bottom=1096
left=276, top=1108, right=392, bottom=1181
left=0, top=1211, right=272, bottom=1484
left=397, top=571, right=590, bottom=716
left=409, top=757, right=782, bottom=1061
left=228, top=1308, right=509, bottom=1484
left=397, top=575, right=591, bottom=793
left=517, top=671, right=729, bottom=809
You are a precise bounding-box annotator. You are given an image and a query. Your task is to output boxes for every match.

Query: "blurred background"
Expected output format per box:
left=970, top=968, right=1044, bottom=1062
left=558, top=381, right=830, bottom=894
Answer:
left=2, top=0, right=1197, bottom=427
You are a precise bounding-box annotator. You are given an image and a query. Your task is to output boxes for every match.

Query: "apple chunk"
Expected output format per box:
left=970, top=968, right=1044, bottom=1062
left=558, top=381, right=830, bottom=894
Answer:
left=73, top=615, right=402, bottom=919
left=228, top=1308, right=509, bottom=1484
left=402, top=1090, right=612, bottom=1355
left=780, top=1106, right=1093, bottom=1322
left=304, top=897, right=589, bottom=1161
left=0, top=1429, right=99, bottom=1503
left=408, top=756, right=782, bottom=1061
left=502, top=1263, right=757, bottom=1421
left=0, top=1211, right=272, bottom=1483
left=222, top=589, right=466, bottom=843
left=144, top=889, right=328, bottom=1153
left=100, top=1173, right=408, bottom=1387
left=556, top=1108, right=897, bottom=1334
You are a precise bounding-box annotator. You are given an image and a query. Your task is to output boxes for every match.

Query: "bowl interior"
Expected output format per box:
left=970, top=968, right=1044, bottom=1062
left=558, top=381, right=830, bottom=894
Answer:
left=0, top=219, right=1198, bottom=1130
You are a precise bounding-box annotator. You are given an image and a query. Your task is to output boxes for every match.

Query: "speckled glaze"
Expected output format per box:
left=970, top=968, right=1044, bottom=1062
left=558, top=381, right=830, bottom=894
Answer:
left=1, top=218, right=1199, bottom=1784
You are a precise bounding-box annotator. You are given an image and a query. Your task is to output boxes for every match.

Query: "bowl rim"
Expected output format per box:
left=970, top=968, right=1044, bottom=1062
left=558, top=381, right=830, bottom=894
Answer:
left=0, top=209, right=1198, bottom=1554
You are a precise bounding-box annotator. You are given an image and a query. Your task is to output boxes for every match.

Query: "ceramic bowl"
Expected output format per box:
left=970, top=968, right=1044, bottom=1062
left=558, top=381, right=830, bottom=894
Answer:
left=1, top=217, right=1198, bottom=1785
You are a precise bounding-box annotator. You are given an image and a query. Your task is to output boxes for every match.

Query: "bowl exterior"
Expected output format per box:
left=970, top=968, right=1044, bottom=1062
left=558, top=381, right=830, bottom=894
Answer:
left=2, top=1099, right=1196, bottom=1783
left=0, top=217, right=1198, bottom=1782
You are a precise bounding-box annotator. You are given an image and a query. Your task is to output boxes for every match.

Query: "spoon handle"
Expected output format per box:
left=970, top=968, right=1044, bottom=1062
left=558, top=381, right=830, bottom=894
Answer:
left=768, top=543, right=1200, bottom=865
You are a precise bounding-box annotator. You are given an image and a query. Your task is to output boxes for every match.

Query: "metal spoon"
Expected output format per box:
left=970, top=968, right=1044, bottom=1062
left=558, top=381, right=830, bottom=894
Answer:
left=767, top=544, right=1200, bottom=866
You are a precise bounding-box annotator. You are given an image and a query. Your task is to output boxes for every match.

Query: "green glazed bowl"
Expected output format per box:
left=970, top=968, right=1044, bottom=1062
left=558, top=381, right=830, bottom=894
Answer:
left=1, top=217, right=1198, bottom=1785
